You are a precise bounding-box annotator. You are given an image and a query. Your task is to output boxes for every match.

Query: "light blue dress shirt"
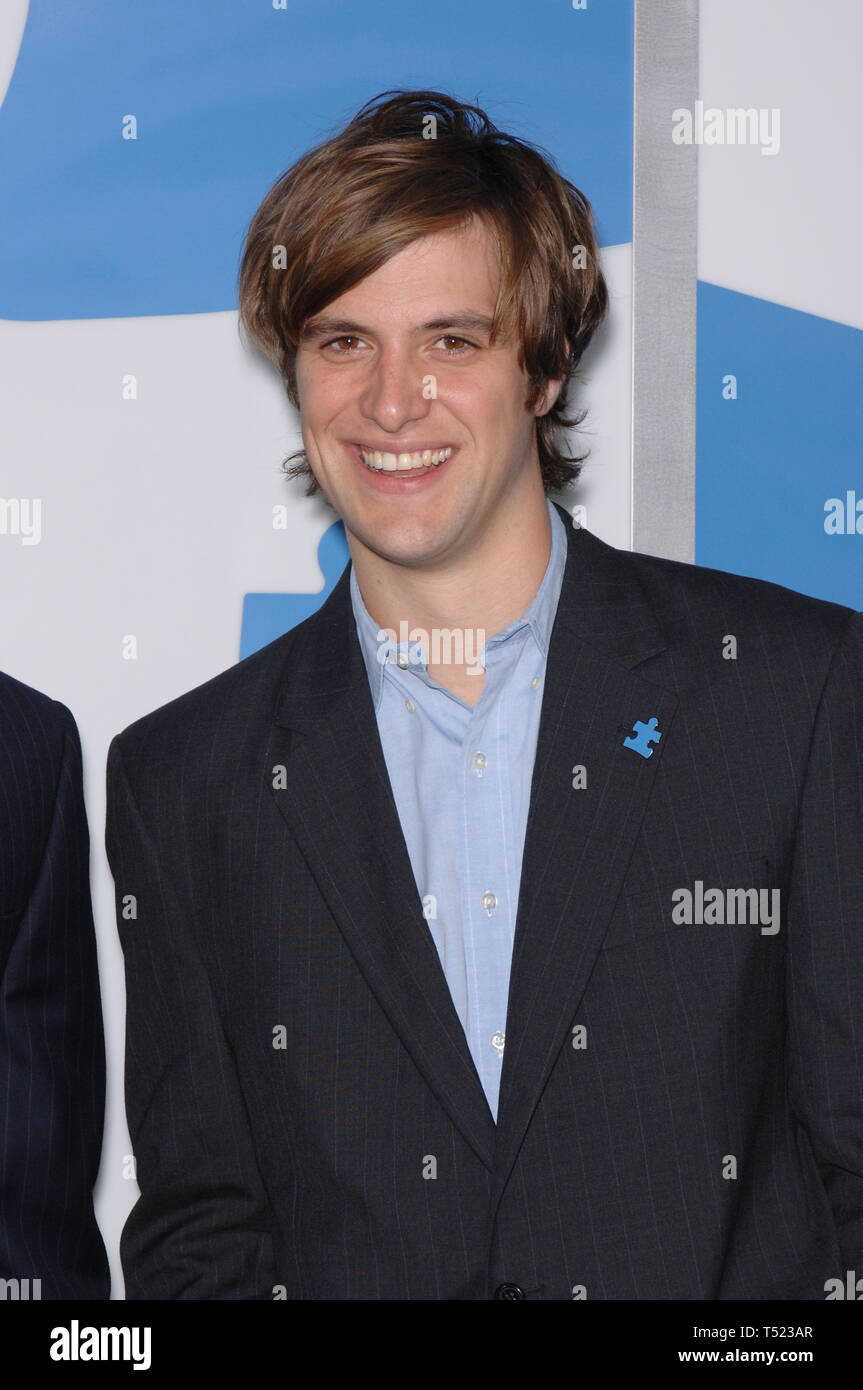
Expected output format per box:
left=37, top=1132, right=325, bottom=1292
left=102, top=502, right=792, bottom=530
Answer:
left=349, top=497, right=568, bottom=1119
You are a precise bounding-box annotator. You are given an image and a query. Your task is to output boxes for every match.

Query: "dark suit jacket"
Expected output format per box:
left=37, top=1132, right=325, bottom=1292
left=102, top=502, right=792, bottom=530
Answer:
left=106, top=502, right=863, bottom=1300
left=0, top=672, right=109, bottom=1299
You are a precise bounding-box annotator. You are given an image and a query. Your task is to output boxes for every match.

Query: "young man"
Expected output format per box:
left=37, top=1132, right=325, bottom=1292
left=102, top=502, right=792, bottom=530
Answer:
left=106, top=89, right=863, bottom=1300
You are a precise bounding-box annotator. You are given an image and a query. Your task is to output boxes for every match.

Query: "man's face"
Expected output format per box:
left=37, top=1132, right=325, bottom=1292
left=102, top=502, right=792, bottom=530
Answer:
left=294, top=214, right=559, bottom=571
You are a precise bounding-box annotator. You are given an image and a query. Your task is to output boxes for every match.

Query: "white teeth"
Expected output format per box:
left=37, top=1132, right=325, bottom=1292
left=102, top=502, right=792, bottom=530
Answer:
left=359, top=447, right=452, bottom=473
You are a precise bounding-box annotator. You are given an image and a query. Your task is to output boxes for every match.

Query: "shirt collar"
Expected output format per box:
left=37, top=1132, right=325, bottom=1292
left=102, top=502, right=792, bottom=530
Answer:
left=350, top=495, right=569, bottom=709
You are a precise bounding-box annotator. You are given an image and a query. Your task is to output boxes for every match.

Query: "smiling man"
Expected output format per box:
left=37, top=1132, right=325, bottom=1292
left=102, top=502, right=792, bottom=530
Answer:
left=292, top=215, right=562, bottom=705
left=106, top=89, right=863, bottom=1301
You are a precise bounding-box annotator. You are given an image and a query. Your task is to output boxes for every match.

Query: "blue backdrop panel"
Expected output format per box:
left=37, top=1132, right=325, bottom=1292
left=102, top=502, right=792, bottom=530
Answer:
left=241, top=521, right=349, bottom=660
left=696, top=282, right=863, bottom=610
left=0, top=0, right=633, bottom=321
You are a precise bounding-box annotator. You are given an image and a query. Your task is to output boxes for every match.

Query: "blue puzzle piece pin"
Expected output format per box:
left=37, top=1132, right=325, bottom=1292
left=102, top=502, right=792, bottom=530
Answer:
left=623, top=717, right=662, bottom=759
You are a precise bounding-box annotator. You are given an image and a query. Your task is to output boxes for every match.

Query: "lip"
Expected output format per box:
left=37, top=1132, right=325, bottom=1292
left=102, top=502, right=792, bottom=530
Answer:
left=346, top=442, right=458, bottom=489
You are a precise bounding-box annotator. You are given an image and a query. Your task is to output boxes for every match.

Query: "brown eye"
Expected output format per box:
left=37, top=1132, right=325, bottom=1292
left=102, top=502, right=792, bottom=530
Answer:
left=438, top=336, right=472, bottom=353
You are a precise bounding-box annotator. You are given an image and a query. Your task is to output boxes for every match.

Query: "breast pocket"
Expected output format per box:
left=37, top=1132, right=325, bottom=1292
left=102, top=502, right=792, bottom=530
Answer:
left=602, top=851, right=773, bottom=950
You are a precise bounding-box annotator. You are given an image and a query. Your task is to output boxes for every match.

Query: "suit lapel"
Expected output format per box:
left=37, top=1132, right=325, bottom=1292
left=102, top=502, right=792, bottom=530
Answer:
left=490, top=504, right=678, bottom=1202
left=267, top=504, right=679, bottom=1187
left=268, top=564, right=497, bottom=1170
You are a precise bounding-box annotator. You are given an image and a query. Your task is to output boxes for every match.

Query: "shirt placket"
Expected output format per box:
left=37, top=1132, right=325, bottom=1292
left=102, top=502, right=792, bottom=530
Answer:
left=458, top=652, right=514, bottom=1119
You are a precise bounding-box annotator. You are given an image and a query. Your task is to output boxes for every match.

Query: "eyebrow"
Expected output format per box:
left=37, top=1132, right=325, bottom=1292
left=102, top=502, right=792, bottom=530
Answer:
left=299, top=312, right=496, bottom=343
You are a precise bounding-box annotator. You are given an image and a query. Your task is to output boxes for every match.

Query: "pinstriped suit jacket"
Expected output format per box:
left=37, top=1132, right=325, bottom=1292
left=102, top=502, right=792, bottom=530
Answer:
left=106, top=502, right=863, bottom=1300
left=0, top=672, right=109, bottom=1299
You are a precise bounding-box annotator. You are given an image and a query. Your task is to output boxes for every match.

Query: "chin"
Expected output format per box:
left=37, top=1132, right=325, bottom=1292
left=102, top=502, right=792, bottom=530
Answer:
left=365, top=520, right=450, bottom=562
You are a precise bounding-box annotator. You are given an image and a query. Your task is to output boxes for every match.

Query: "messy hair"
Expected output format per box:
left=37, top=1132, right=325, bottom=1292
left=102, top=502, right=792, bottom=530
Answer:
left=238, top=88, right=609, bottom=494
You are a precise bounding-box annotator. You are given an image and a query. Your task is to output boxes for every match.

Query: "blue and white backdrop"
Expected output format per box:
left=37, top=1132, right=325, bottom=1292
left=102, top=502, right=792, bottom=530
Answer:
left=0, top=0, right=859, bottom=1295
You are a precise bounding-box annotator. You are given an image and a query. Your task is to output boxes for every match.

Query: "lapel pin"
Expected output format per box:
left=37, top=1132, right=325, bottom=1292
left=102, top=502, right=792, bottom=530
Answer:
left=623, top=717, right=662, bottom=759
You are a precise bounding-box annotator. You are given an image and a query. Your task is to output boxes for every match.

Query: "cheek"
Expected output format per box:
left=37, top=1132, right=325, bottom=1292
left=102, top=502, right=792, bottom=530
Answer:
left=295, top=368, right=342, bottom=422
left=441, top=370, right=525, bottom=427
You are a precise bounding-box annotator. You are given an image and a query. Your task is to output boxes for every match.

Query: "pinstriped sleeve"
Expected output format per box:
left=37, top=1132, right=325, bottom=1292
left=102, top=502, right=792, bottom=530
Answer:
left=785, top=609, right=863, bottom=1271
left=106, top=735, right=277, bottom=1299
left=0, top=703, right=109, bottom=1298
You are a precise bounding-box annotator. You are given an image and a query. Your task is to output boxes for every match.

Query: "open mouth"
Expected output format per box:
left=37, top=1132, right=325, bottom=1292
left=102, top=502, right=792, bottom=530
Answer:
left=357, top=445, right=454, bottom=476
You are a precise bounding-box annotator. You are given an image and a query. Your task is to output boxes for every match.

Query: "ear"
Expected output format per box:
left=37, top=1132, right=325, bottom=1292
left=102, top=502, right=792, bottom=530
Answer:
left=534, top=339, right=571, bottom=417
left=535, top=372, right=568, bottom=417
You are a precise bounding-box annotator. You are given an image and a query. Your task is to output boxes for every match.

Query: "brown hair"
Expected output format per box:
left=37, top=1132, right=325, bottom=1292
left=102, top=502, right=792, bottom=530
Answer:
left=238, top=89, right=608, bottom=495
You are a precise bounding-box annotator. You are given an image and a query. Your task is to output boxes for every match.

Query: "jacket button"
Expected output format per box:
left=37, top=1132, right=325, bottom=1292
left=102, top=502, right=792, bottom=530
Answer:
left=494, top=1282, right=525, bottom=1300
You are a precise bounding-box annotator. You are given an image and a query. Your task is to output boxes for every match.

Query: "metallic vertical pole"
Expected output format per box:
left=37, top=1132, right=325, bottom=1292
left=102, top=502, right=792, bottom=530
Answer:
left=632, top=0, right=698, bottom=560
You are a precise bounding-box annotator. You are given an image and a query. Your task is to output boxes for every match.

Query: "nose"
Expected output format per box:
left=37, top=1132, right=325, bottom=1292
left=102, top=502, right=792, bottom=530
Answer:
left=358, top=344, right=432, bottom=434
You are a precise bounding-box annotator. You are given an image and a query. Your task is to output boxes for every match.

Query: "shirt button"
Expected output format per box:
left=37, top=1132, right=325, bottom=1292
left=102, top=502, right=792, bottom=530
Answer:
left=397, top=652, right=410, bottom=669
left=481, top=891, right=497, bottom=914
left=531, top=675, right=541, bottom=689
left=404, top=697, right=415, bottom=713
left=471, top=752, right=487, bottom=774
left=490, top=1031, right=506, bottom=1053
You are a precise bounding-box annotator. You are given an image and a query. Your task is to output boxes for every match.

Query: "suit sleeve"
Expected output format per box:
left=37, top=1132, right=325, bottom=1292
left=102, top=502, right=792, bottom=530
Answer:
left=786, top=609, right=863, bottom=1271
left=106, top=736, right=277, bottom=1299
left=0, top=704, right=110, bottom=1298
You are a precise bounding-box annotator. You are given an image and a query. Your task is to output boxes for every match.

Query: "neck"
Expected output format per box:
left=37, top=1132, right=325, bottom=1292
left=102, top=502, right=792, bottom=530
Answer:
left=348, top=487, right=553, bottom=700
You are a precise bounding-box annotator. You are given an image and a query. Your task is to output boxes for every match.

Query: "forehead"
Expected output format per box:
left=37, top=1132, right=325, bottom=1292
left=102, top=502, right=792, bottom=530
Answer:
left=310, top=215, right=501, bottom=327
